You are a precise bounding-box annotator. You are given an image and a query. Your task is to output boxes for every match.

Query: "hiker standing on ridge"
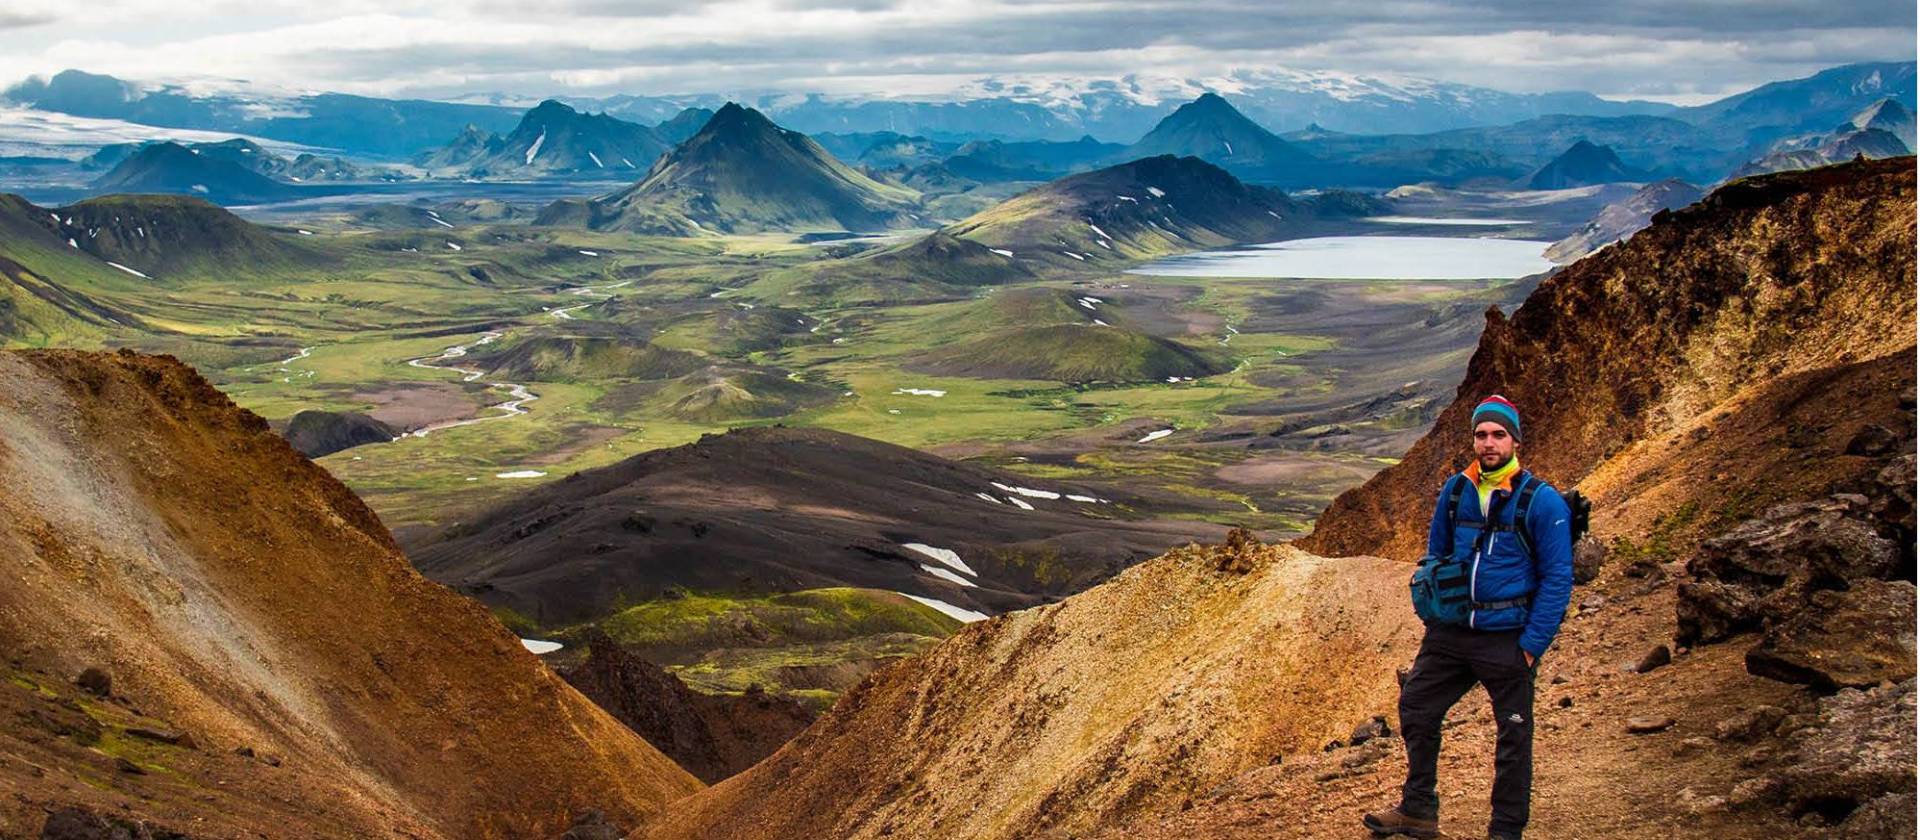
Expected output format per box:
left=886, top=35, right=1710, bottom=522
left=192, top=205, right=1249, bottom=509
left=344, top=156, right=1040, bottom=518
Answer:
left=1365, top=395, right=1575, bottom=840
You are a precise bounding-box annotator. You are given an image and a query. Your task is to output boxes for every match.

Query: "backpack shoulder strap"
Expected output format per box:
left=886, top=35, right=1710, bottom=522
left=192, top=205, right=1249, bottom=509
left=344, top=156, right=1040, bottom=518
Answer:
left=1442, top=473, right=1471, bottom=555
left=1511, top=471, right=1543, bottom=560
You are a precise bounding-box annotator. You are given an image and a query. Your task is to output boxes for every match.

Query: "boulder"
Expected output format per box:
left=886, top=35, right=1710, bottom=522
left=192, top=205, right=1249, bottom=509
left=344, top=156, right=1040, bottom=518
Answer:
left=1840, top=792, right=1917, bottom=838
left=1776, top=679, right=1915, bottom=822
left=1677, top=499, right=1897, bottom=644
left=1626, top=716, right=1675, bottom=734
left=38, top=806, right=195, bottom=840
left=74, top=667, right=111, bottom=697
left=1572, top=538, right=1606, bottom=584
left=1347, top=715, right=1392, bottom=747
left=1714, top=705, right=1787, bottom=742
left=1633, top=644, right=1672, bottom=674
left=1745, top=579, right=1916, bottom=690
left=1845, top=424, right=1902, bottom=457
left=559, top=809, right=625, bottom=840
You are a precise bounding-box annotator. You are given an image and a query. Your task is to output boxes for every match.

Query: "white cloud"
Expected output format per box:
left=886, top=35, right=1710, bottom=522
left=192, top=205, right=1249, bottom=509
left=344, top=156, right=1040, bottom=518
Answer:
left=0, top=1, right=1909, bottom=102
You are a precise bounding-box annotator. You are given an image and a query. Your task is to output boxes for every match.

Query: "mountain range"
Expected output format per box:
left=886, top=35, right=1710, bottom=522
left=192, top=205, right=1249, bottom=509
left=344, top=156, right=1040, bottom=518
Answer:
left=12, top=63, right=1908, bottom=160
left=417, top=99, right=672, bottom=177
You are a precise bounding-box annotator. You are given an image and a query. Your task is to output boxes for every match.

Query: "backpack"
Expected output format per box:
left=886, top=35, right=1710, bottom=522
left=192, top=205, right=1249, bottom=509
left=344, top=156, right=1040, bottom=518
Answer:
left=1410, top=470, right=1547, bottom=626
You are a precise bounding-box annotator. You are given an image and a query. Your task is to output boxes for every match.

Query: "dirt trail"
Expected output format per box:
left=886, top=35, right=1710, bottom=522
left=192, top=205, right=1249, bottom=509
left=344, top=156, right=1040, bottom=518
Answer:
left=1090, top=570, right=1827, bottom=839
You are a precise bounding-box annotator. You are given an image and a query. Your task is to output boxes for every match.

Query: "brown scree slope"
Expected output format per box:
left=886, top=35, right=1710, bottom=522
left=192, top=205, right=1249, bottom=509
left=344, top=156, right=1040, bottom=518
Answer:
left=0, top=349, right=700, bottom=838
left=645, top=535, right=1419, bottom=840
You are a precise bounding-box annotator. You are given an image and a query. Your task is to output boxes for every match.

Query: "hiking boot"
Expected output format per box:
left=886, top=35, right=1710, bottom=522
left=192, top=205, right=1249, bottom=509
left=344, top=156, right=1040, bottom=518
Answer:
left=1361, top=805, right=1439, bottom=838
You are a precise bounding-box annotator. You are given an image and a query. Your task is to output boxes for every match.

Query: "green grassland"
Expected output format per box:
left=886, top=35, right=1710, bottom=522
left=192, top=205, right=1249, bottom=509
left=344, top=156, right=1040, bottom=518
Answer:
left=535, top=587, right=962, bottom=708
left=5, top=208, right=1504, bottom=531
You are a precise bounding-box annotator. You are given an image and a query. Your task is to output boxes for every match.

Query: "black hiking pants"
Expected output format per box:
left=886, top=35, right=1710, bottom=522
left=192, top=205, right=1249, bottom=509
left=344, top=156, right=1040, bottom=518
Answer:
left=1397, top=623, right=1536, bottom=837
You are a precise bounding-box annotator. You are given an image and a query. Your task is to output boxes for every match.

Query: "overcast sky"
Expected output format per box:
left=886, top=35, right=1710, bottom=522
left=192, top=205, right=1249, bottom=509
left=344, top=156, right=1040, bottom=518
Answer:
left=0, top=1, right=1912, bottom=105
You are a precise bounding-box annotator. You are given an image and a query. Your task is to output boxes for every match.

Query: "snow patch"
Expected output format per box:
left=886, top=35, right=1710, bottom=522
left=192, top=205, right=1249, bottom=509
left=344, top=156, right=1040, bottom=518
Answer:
left=445, top=241, right=462, bottom=250
left=1146, top=186, right=1166, bottom=198
left=1138, top=429, right=1174, bottom=443
left=1005, top=496, right=1035, bottom=510
left=903, top=543, right=976, bottom=576
left=578, top=249, right=599, bottom=256
left=892, top=388, right=946, bottom=397
left=975, top=492, right=1003, bottom=504
left=495, top=470, right=547, bottom=479
left=1062, top=251, right=1085, bottom=261
left=106, top=261, right=149, bottom=278
left=524, top=130, right=546, bottom=164
left=520, top=638, right=563, bottom=654
left=898, top=593, right=989, bottom=623
left=990, top=248, right=1014, bottom=258
left=920, top=565, right=978, bottom=588
left=296, top=229, right=314, bottom=235
left=992, top=482, right=1061, bottom=500
left=587, top=150, right=603, bottom=168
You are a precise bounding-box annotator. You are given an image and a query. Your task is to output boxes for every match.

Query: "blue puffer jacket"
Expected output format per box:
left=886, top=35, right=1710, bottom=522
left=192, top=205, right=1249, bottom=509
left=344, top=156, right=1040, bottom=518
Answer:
left=1424, top=468, right=1575, bottom=658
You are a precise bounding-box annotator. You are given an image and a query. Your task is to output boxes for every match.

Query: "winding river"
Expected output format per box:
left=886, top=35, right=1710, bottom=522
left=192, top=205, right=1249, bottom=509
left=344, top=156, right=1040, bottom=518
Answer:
left=398, top=279, right=633, bottom=438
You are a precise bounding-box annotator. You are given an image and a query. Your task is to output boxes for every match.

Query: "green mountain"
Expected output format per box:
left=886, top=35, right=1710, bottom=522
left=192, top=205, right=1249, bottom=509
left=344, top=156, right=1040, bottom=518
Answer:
left=0, top=196, right=142, bottom=342
left=90, top=141, right=301, bottom=205
left=423, top=100, right=669, bottom=177
left=472, top=335, right=709, bottom=382
left=1524, top=140, right=1652, bottom=189
left=541, top=103, right=921, bottom=235
left=1117, top=94, right=1318, bottom=183
left=941, top=136, right=1122, bottom=181
left=32, top=194, right=324, bottom=281
left=417, top=123, right=505, bottom=172
left=942, top=154, right=1303, bottom=268
left=655, top=107, right=717, bottom=145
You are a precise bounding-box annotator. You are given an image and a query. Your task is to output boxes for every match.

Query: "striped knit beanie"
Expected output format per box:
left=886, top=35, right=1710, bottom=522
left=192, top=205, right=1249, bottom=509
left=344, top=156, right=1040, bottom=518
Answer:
left=1471, top=395, right=1522, bottom=442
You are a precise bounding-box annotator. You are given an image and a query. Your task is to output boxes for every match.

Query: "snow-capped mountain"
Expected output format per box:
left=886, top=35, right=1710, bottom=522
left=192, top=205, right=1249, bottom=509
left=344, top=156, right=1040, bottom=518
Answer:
left=557, top=70, right=1677, bottom=142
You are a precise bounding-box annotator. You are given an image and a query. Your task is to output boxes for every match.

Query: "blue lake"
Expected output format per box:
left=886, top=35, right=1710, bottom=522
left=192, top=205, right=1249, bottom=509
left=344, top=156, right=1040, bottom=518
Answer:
left=1126, top=235, right=1555, bottom=280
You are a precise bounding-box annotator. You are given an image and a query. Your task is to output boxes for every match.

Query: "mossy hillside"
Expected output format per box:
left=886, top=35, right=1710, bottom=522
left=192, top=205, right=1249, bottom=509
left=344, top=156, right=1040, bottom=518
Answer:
left=597, top=587, right=961, bottom=659
left=473, top=334, right=710, bottom=382
left=914, top=323, right=1232, bottom=383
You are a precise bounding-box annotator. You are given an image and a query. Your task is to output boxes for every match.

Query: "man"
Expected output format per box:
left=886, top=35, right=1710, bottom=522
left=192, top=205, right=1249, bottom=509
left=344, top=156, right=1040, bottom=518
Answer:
left=1364, top=395, right=1575, bottom=840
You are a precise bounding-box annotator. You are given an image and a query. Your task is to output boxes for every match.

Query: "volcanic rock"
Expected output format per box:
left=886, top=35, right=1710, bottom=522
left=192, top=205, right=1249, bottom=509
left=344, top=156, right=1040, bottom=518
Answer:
left=1676, top=498, right=1898, bottom=645
left=1775, top=679, right=1915, bottom=821
left=558, top=631, right=815, bottom=784
left=1744, top=579, right=1916, bottom=690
